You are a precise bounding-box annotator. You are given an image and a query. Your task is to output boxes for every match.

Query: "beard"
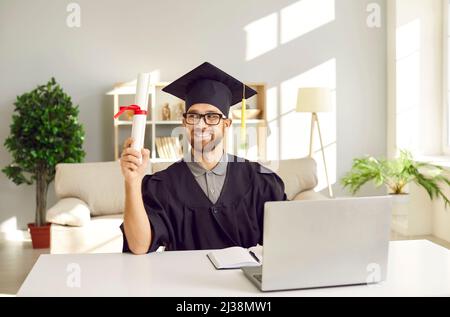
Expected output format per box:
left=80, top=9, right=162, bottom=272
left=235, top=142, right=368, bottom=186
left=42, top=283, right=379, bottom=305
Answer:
left=190, top=127, right=224, bottom=161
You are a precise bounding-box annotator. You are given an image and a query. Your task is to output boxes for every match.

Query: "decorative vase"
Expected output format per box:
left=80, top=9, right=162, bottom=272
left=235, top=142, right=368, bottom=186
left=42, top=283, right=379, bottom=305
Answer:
left=125, top=110, right=134, bottom=120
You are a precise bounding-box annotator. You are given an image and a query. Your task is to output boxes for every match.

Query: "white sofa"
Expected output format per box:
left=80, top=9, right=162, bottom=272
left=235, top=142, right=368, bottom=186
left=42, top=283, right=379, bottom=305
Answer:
left=46, top=158, right=325, bottom=254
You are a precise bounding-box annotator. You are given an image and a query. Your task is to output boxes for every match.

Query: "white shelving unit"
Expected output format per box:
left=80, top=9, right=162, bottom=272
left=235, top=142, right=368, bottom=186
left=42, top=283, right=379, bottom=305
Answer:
left=107, top=81, right=267, bottom=162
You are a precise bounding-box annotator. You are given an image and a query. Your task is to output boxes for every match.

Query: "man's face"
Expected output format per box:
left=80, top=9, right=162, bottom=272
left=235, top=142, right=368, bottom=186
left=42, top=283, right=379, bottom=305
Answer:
left=183, top=103, right=232, bottom=154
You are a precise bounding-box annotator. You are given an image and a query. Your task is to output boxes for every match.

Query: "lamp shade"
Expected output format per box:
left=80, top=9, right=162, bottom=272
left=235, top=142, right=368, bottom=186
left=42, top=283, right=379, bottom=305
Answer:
left=296, top=87, right=333, bottom=113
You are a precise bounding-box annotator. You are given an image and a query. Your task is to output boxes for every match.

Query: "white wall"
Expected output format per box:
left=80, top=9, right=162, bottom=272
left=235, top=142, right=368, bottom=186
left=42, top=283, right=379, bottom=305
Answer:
left=0, top=0, right=387, bottom=230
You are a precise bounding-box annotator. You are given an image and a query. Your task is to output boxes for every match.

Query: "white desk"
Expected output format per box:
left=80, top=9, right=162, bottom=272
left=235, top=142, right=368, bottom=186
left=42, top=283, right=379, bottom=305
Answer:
left=17, top=240, right=450, bottom=297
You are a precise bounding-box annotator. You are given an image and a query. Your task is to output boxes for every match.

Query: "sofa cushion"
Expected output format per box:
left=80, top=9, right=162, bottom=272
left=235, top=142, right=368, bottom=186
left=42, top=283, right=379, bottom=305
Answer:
left=46, top=197, right=91, bottom=226
left=293, top=190, right=327, bottom=201
left=50, top=214, right=124, bottom=254
left=55, top=161, right=127, bottom=216
left=275, top=158, right=318, bottom=200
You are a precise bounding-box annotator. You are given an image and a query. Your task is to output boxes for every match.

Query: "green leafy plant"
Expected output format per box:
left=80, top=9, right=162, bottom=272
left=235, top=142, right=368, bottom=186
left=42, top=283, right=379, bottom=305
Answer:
left=2, top=78, right=85, bottom=226
left=341, top=150, right=450, bottom=208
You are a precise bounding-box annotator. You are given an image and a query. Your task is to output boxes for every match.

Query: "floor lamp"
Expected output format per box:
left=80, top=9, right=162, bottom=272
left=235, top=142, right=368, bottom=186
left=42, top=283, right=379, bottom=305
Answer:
left=296, top=87, right=334, bottom=198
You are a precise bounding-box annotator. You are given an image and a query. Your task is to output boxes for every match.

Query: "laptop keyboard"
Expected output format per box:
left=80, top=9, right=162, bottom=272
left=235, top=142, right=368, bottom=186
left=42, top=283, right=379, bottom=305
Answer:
left=253, top=274, right=262, bottom=283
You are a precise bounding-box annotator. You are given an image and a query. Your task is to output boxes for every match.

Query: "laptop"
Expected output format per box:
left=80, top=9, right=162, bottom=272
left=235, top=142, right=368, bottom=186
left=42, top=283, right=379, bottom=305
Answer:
left=242, top=196, right=392, bottom=291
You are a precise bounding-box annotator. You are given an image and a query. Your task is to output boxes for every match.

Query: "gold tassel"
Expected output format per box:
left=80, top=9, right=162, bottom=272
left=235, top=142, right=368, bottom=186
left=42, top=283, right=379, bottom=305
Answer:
left=240, top=84, right=247, bottom=152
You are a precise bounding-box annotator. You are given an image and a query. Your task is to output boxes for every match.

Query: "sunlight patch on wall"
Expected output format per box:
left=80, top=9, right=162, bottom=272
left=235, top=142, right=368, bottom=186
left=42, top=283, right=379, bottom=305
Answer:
left=244, top=13, right=278, bottom=61
left=280, top=0, right=335, bottom=45
left=0, top=216, right=17, bottom=232
left=244, top=0, right=335, bottom=61
left=0, top=216, right=30, bottom=241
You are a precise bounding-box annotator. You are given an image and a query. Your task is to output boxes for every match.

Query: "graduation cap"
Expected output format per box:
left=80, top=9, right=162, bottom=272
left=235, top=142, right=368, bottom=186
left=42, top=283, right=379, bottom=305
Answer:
left=162, top=62, right=257, bottom=117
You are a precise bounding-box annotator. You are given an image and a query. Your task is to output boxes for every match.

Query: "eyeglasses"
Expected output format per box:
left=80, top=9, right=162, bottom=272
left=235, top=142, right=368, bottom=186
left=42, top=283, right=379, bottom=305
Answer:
left=183, top=112, right=227, bottom=125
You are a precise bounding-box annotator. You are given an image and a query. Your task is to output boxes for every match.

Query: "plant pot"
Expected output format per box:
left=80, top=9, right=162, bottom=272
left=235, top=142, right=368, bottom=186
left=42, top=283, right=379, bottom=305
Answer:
left=28, top=223, right=51, bottom=249
left=389, top=193, right=410, bottom=236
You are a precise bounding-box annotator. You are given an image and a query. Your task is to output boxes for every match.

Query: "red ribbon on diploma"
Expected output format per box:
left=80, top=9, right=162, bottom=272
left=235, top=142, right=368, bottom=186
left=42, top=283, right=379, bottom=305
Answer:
left=113, top=105, right=148, bottom=119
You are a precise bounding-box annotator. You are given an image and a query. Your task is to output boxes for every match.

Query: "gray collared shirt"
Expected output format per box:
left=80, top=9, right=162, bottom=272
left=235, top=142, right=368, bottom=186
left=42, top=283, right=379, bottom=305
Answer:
left=185, top=153, right=228, bottom=204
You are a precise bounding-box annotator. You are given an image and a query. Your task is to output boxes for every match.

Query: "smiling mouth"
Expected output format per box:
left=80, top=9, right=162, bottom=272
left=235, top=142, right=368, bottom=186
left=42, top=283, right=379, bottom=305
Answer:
left=193, top=131, right=212, bottom=140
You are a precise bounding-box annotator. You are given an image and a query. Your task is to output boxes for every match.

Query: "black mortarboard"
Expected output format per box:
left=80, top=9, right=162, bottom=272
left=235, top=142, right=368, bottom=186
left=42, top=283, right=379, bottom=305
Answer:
left=162, top=62, right=257, bottom=117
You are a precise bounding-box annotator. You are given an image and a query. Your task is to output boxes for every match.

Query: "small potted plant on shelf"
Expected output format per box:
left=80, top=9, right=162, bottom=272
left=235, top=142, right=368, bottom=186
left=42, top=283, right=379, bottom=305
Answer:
left=2, top=78, right=85, bottom=248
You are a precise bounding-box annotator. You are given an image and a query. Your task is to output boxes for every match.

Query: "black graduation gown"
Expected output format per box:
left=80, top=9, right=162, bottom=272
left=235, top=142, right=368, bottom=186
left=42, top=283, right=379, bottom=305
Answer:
left=120, top=154, right=287, bottom=253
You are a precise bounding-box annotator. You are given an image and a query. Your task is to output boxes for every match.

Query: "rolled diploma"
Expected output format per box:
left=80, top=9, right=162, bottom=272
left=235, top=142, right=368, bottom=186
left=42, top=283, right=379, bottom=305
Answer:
left=131, top=73, right=151, bottom=163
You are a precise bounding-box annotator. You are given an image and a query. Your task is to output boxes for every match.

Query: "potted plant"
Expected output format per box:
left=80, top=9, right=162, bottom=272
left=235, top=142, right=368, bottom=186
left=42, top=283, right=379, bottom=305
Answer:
left=341, top=150, right=450, bottom=234
left=2, top=78, right=85, bottom=248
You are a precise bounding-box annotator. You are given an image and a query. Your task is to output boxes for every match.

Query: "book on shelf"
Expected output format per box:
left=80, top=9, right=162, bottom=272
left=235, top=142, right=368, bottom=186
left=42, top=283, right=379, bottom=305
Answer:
left=155, top=136, right=183, bottom=160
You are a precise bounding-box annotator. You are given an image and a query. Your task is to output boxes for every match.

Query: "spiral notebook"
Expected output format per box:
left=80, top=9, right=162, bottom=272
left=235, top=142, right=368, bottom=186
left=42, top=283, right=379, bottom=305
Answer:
left=207, top=245, right=262, bottom=270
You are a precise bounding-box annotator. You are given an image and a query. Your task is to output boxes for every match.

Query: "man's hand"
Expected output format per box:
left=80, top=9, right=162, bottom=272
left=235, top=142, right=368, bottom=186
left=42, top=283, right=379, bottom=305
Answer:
left=120, top=137, right=152, bottom=254
left=120, top=137, right=150, bottom=184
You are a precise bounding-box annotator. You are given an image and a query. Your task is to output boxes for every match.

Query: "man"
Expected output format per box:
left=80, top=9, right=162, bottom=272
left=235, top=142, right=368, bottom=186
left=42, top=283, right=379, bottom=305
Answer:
left=120, top=62, right=287, bottom=254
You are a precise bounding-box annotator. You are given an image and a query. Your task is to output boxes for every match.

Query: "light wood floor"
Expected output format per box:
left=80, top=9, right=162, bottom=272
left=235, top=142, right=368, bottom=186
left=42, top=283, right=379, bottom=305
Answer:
left=0, top=239, right=48, bottom=296
left=1, top=232, right=449, bottom=296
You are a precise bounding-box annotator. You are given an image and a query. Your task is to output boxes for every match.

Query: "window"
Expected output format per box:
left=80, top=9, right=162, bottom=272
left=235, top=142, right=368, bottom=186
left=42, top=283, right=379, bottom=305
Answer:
left=444, top=0, right=450, bottom=155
